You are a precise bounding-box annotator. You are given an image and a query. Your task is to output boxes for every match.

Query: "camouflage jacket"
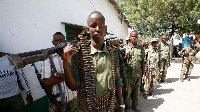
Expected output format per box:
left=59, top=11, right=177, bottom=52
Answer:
left=178, top=46, right=200, bottom=62
left=159, top=42, right=171, bottom=62
left=146, top=48, right=160, bottom=73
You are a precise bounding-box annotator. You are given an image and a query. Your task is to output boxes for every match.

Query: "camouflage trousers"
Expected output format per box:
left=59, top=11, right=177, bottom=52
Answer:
left=180, top=61, right=194, bottom=79
left=144, top=74, right=157, bottom=95
left=49, top=97, right=78, bottom=112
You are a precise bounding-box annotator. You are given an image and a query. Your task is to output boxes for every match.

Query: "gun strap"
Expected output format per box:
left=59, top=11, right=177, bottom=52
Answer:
left=48, top=55, right=66, bottom=111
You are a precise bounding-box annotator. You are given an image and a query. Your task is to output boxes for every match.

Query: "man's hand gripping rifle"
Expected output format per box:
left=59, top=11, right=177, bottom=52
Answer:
left=7, top=40, right=80, bottom=69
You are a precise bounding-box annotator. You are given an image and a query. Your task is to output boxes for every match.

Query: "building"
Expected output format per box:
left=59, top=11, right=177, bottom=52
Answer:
left=0, top=0, right=129, bottom=111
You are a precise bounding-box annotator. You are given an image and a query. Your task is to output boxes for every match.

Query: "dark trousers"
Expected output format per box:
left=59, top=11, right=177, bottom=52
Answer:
left=0, top=94, right=26, bottom=112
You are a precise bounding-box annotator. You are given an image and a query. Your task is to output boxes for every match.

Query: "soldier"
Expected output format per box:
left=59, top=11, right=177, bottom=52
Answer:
left=124, top=31, right=145, bottom=112
left=143, top=38, right=160, bottom=99
left=63, top=11, right=124, bottom=112
left=139, top=41, right=146, bottom=92
left=109, top=37, right=128, bottom=111
left=109, top=38, right=128, bottom=89
left=159, top=35, right=171, bottom=83
left=140, top=41, right=150, bottom=92
left=178, top=40, right=200, bottom=82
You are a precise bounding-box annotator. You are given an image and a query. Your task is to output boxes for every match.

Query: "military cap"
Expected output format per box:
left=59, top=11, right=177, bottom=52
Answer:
left=151, top=38, right=158, bottom=42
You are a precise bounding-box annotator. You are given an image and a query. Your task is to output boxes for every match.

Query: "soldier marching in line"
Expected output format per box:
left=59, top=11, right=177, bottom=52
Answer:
left=124, top=31, right=146, bottom=112
left=158, top=35, right=171, bottom=83
left=140, top=41, right=150, bottom=93
left=107, top=37, right=128, bottom=111
left=178, top=40, right=200, bottom=82
left=143, top=38, right=160, bottom=99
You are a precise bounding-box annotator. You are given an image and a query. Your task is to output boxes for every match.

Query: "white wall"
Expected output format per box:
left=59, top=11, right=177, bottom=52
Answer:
left=0, top=0, right=128, bottom=101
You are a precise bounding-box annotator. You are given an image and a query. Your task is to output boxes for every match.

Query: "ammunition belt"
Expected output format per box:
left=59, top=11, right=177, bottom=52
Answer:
left=78, top=90, right=112, bottom=111
left=107, top=46, right=116, bottom=111
left=78, top=32, right=116, bottom=111
left=79, top=34, right=97, bottom=111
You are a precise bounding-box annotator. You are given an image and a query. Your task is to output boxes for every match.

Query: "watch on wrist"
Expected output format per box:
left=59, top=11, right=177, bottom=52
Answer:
left=119, top=104, right=125, bottom=108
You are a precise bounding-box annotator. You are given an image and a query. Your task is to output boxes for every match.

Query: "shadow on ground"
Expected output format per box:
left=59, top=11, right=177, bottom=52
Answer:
left=137, top=94, right=164, bottom=112
left=165, top=78, right=179, bottom=83
left=189, top=76, right=200, bottom=79
left=126, top=88, right=171, bottom=112
left=171, top=58, right=182, bottom=63
left=154, top=88, right=174, bottom=96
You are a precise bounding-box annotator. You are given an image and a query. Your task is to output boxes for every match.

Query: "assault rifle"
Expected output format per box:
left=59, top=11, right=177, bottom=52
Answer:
left=105, top=37, right=120, bottom=46
left=31, top=63, right=65, bottom=112
left=7, top=40, right=80, bottom=69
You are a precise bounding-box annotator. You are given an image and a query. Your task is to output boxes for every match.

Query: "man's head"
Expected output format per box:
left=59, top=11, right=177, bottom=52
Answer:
left=52, top=32, right=66, bottom=46
left=190, top=40, right=196, bottom=47
left=162, top=35, right=168, bottom=44
left=87, top=11, right=107, bottom=43
left=151, top=38, right=158, bottom=48
left=129, top=31, right=138, bottom=45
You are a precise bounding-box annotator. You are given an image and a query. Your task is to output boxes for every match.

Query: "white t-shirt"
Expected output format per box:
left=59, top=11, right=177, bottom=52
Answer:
left=0, top=55, right=30, bottom=99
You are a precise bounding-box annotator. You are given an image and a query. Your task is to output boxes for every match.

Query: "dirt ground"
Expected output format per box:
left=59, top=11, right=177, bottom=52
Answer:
left=126, top=58, right=200, bottom=112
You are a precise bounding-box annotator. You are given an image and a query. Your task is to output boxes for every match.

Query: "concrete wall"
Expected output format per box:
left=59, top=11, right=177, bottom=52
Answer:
left=0, top=0, right=128, bottom=101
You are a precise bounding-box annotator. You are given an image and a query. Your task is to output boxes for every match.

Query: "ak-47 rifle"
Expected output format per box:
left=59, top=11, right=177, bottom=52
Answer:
left=31, top=63, right=64, bottom=112
left=6, top=32, right=90, bottom=111
left=7, top=39, right=81, bottom=112
left=7, top=40, right=80, bottom=69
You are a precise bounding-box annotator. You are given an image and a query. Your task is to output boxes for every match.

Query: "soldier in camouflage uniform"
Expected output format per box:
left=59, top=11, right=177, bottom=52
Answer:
left=124, top=31, right=145, bottom=112
left=178, top=40, right=200, bottom=82
left=159, top=35, right=171, bottom=83
left=144, top=41, right=150, bottom=78
left=144, top=38, right=160, bottom=99
left=141, top=41, right=150, bottom=92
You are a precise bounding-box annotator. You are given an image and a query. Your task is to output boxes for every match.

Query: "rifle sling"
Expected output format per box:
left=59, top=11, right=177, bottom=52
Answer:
left=48, top=55, right=67, bottom=111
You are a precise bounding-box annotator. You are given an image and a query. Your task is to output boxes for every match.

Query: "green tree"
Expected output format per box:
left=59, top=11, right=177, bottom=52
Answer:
left=116, top=0, right=200, bottom=38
